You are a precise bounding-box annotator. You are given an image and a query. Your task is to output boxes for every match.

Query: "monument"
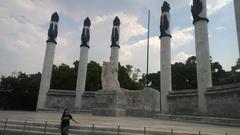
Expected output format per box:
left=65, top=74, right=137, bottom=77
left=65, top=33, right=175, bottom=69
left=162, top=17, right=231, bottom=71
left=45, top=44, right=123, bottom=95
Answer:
left=75, top=17, right=91, bottom=109
left=35, top=1, right=240, bottom=119
left=160, top=1, right=172, bottom=114
left=191, top=0, right=212, bottom=114
left=36, top=12, right=59, bottom=110
left=93, top=16, right=126, bottom=116
left=92, top=16, right=160, bottom=117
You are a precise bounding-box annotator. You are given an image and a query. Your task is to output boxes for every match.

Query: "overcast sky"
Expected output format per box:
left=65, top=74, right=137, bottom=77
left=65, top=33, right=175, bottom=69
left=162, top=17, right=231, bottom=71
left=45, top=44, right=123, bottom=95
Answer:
left=0, top=0, right=239, bottom=76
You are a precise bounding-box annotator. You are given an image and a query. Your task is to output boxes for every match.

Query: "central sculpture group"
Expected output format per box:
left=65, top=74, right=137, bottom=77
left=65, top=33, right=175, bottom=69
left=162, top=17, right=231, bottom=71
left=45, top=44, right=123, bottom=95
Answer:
left=36, top=0, right=239, bottom=116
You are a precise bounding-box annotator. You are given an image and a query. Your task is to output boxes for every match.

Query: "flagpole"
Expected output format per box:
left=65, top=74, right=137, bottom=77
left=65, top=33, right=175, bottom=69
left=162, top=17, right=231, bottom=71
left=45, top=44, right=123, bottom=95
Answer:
left=146, top=10, right=150, bottom=86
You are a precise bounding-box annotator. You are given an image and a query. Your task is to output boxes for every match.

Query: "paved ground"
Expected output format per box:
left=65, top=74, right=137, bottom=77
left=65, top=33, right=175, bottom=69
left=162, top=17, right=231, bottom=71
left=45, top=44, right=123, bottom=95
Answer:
left=0, top=110, right=239, bottom=135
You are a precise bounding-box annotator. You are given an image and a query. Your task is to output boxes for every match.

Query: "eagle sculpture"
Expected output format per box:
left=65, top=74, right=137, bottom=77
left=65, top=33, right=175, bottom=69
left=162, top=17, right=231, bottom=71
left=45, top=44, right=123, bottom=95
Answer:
left=47, top=12, right=59, bottom=44
left=111, top=16, right=120, bottom=48
left=160, top=14, right=169, bottom=38
left=160, top=1, right=171, bottom=38
left=191, top=0, right=208, bottom=24
left=81, top=17, right=91, bottom=48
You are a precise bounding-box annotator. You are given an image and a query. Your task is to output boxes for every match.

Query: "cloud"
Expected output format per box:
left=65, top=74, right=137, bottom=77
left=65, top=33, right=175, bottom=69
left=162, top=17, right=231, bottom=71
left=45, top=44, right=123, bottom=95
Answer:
left=0, top=15, right=47, bottom=75
left=92, top=12, right=147, bottom=44
left=0, top=0, right=56, bottom=25
left=0, top=0, right=236, bottom=76
left=187, top=0, right=232, bottom=16
left=172, top=27, right=194, bottom=48
left=120, top=36, right=160, bottom=73
left=172, top=52, right=192, bottom=63
left=207, top=0, right=232, bottom=15
left=215, top=26, right=226, bottom=31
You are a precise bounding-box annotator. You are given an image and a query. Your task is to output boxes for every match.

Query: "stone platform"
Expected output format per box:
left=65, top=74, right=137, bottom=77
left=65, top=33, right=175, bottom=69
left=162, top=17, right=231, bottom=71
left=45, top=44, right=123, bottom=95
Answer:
left=93, top=87, right=160, bottom=117
left=0, top=111, right=240, bottom=135
left=93, top=89, right=126, bottom=116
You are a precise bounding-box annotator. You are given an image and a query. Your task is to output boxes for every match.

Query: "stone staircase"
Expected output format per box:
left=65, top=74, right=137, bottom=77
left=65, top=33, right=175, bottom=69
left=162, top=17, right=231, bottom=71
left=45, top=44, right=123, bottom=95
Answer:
left=0, top=118, right=199, bottom=135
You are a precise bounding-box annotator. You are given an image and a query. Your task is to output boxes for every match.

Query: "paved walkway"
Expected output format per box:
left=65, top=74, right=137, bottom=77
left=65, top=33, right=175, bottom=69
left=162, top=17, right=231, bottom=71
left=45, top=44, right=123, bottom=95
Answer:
left=0, top=110, right=239, bottom=135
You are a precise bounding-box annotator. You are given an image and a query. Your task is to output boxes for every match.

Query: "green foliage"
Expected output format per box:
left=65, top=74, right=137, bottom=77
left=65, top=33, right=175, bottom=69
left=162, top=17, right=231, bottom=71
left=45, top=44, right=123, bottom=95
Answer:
left=85, top=61, right=102, bottom=91
left=145, top=72, right=160, bottom=90
left=118, top=63, right=143, bottom=90
left=51, top=63, right=77, bottom=90
left=143, top=56, right=240, bottom=91
left=172, top=56, right=197, bottom=90
left=230, top=58, right=240, bottom=82
left=0, top=72, right=41, bottom=110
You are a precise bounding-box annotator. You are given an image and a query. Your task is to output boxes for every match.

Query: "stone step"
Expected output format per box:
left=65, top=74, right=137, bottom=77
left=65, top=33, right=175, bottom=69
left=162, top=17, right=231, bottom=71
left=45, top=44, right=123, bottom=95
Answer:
left=154, top=114, right=240, bottom=127
left=0, top=118, right=200, bottom=135
left=37, top=108, right=92, bottom=113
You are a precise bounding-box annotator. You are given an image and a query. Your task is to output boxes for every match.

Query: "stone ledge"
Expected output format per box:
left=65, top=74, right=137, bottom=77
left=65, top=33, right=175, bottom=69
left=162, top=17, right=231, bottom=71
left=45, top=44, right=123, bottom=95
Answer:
left=168, top=93, right=197, bottom=98
left=93, top=108, right=126, bottom=116
left=206, top=87, right=240, bottom=95
left=168, top=89, right=197, bottom=98
left=47, top=89, right=76, bottom=96
left=206, top=83, right=240, bottom=95
left=153, top=114, right=240, bottom=127
left=37, top=108, right=91, bottom=113
left=82, top=91, right=96, bottom=97
left=207, top=82, right=240, bottom=91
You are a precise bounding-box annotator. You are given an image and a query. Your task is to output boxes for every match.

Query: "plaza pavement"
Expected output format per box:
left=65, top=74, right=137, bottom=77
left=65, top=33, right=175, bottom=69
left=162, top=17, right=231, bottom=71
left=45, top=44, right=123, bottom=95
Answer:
left=0, top=110, right=239, bottom=135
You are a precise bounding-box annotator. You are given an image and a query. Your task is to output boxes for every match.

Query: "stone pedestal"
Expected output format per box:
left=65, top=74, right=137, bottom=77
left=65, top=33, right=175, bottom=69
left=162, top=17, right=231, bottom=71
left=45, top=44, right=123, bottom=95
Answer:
left=37, top=42, right=56, bottom=110
left=75, top=46, right=89, bottom=109
left=93, top=89, right=126, bottom=116
left=234, top=0, right=240, bottom=57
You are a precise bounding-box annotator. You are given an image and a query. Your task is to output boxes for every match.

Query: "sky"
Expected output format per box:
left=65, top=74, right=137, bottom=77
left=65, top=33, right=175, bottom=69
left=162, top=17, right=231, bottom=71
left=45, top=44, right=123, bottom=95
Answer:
left=0, top=0, right=239, bottom=76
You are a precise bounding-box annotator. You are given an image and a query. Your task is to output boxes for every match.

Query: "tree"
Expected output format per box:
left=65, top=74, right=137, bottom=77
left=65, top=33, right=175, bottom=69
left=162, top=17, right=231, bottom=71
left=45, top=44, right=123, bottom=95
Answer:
left=118, top=63, right=143, bottom=90
left=143, top=72, right=160, bottom=90
left=231, top=58, right=240, bottom=82
left=0, top=72, right=41, bottom=110
left=85, top=61, right=102, bottom=91
left=50, top=63, right=77, bottom=90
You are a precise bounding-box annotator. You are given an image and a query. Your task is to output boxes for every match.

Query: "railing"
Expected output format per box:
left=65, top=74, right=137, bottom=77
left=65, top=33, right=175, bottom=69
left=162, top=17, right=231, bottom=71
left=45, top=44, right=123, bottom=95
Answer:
left=0, top=118, right=233, bottom=135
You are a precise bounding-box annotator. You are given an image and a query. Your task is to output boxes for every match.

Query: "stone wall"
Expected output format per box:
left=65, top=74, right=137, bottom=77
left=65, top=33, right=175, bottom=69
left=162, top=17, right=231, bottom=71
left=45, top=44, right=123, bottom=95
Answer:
left=46, top=89, right=75, bottom=109
left=93, top=87, right=160, bottom=117
left=45, top=83, right=240, bottom=118
left=81, top=91, right=96, bottom=110
left=206, top=83, right=240, bottom=118
left=168, top=89, right=198, bottom=115
left=124, top=87, right=160, bottom=117
left=167, top=83, right=240, bottom=118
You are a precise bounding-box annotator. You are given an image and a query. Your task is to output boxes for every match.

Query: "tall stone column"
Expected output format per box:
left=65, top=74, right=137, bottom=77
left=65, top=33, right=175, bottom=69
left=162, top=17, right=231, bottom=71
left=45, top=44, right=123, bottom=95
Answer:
left=191, top=0, right=212, bottom=113
left=160, top=1, right=171, bottom=114
left=37, top=12, right=59, bottom=110
left=234, top=0, right=240, bottom=58
left=75, top=17, right=91, bottom=109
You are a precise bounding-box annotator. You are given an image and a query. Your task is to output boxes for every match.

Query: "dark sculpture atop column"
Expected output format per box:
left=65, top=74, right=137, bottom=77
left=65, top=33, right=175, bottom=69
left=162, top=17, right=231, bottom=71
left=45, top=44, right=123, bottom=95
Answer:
left=111, top=16, right=120, bottom=48
left=80, top=17, right=91, bottom=48
left=160, top=1, right=171, bottom=38
left=161, top=1, right=170, bottom=12
left=191, top=0, right=209, bottom=24
left=47, top=12, right=59, bottom=44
